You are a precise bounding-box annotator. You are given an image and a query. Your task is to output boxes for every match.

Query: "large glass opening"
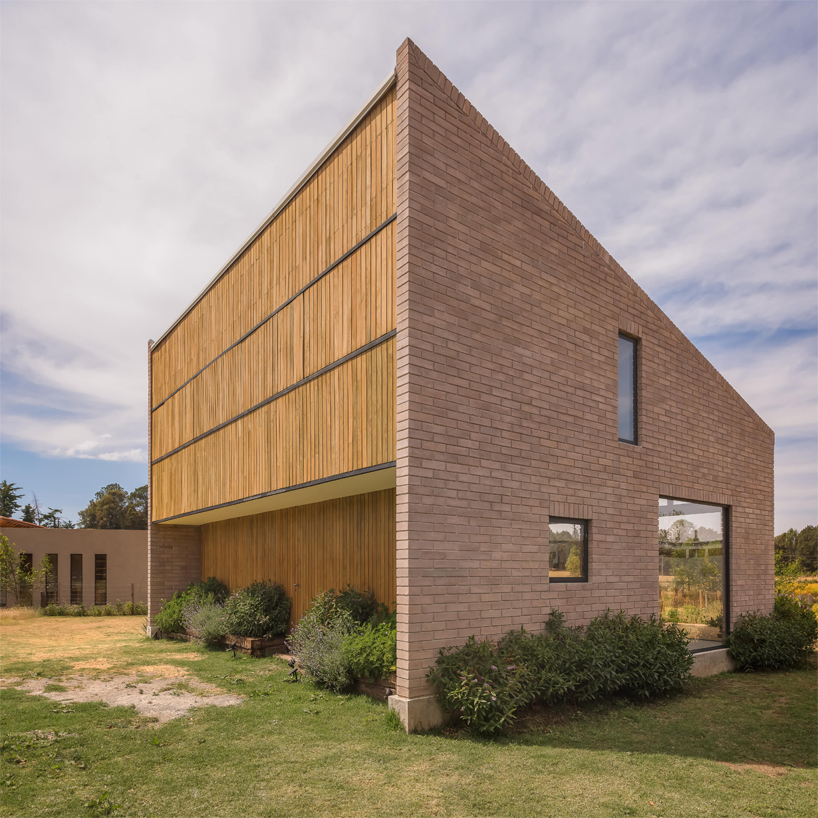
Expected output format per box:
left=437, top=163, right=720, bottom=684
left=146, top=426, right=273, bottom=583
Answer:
left=658, top=498, right=727, bottom=651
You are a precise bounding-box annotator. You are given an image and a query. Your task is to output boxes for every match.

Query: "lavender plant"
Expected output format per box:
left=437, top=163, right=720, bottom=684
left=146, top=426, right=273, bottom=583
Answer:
left=287, top=592, right=357, bottom=691
left=182, top=596, right=228, bottom=644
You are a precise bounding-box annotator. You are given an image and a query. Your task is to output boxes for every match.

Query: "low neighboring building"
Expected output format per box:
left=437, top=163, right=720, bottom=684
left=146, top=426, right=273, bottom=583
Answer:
left=0, top=524, right=147, bottom=608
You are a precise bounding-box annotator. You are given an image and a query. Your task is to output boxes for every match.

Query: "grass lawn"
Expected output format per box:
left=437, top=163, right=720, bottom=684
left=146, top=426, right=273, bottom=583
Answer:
left=1, top=613, right=815, bottom=818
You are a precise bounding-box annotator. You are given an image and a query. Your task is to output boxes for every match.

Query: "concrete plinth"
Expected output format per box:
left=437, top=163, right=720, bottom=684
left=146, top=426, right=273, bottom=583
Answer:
left=388, top=694, right=446, bottom=733
left=691, top=647, right=735, bottom=677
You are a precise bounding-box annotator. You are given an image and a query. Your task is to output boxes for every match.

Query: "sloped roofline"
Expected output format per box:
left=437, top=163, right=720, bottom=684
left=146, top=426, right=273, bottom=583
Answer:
left=152, top=69, right=397, bottom=350
left=403, top=38, right=773, bottom=439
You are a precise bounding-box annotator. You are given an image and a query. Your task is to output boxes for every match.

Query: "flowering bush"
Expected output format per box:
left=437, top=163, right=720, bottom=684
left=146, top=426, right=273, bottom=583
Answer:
left=183, top=597, right=228, bottom=644
left=223, top=581, right=291, bottom=638
left=428, top=609, right=694, bottom=734
left=287, top=595, right=357, bottom=692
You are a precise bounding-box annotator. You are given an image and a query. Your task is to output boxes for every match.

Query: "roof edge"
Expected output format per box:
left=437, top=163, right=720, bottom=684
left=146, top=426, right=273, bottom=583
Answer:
left=152, top=68, right=398, bottom=351
left=404, top=39, right=774, bottom=440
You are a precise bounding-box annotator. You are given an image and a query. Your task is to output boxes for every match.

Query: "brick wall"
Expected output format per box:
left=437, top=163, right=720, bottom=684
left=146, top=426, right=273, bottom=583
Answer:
left=394, top=39, right=774, bottom=700
left=147, top=523, right=201, bottom=622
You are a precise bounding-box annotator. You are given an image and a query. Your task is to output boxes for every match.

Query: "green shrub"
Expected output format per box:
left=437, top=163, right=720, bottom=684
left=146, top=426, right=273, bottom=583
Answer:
left=155, top=577, right=229, bottom=633
left=182, top=597, right=228, bottom=644
left=102, top=605, right=114, bottom=616
left=134, top=601, right=148, bottom=616
left=343, top=612, right=397, bottom=680
left=727, top=596, right=818, bottom=671
left=42, top=604, right=59, bottom=616
left=334, top=585, right=382, bottom=625
left=223, top=581, right=291, bottom=638
left=428, top=609, right=694, bottom=734
left=89, top=605, right=103, bottom=617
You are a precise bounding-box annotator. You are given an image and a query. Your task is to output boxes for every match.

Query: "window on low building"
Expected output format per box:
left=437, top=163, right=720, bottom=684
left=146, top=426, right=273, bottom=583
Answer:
left=45, top=554, right=58, bottom=605
left=549, top=519, right=588, bottom=582
left=95, top=554, right=107, bottom=606
left=618, top=333, right=637, bottom=444
left=70, top=554, right=83, bottom=605
left=19, top=553, right=33, bottom=606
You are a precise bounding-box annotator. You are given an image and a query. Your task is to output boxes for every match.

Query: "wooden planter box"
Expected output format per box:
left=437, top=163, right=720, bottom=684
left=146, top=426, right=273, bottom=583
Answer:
left=352, top=672, right=397, bottom=702
left=163, top=630, right=287, bottom=657
left=162, top=630, right=394, bottom=702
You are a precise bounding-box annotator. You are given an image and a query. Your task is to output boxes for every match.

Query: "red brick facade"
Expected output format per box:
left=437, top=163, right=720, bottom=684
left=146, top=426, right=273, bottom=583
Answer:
left=394, top=39, right=773, bottom=703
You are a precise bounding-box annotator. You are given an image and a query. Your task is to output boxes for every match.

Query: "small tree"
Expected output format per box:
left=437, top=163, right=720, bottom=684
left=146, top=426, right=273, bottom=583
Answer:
left=565, top=545, right=582, bottom=577
left=0, top=535, right=51, bottom=606
left=0, top=481, right=24, bottom=518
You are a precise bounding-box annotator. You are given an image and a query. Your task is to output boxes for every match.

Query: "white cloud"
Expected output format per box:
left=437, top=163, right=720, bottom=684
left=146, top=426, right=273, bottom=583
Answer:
left=1, top=1, right=815, bottom=528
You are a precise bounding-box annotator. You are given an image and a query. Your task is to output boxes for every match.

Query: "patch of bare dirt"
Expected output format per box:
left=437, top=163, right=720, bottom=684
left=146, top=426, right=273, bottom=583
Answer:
left=71, top=658, right=113, bottom=670
left=2, top=675, right=243, bottom=723
left=133, top=664, right=191, bottom=678
left=719, top=762, right=789, bottom=777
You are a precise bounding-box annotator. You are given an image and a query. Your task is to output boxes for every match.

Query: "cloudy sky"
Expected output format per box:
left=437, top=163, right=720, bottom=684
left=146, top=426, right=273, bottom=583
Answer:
left=1, top=1, right=815, bottom=531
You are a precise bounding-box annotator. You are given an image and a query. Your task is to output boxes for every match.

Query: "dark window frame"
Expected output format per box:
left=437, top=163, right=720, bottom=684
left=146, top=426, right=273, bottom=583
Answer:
left=658, top=496, right=731, bottom=652
left=45, top=554, right=58, bottom=605
left=70, top=554, right=83, bottom=606
left=618, top=332, right=638, bottom=445
left=94, top=554, right=107, bottom=606
left=548, top=517, right=589, bottom=584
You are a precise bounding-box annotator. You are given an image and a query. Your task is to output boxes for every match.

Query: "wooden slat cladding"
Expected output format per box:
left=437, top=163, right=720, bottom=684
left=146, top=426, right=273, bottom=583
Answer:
left=151, top=221, right=396, bottom=460
left=200, top=489, right=396, bottom=627
left=151, top=87, right=396, bottom=407
left=151, top=338, right=396, bottom=522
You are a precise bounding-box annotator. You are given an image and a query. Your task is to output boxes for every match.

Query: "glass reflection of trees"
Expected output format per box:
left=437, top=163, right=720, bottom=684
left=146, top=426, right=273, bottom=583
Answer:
left=658, top=498, right=725, bottom=649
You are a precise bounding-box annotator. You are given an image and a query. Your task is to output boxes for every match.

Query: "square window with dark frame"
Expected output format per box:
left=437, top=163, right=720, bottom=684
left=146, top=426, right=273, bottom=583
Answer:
left=549, top=519, right=588, bottom=582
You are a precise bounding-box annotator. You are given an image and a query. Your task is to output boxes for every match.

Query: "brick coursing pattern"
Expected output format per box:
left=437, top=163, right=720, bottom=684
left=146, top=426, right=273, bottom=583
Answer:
left=395, top=39, right=774, bottom=700
left=147, top=341, right=202, bottom=622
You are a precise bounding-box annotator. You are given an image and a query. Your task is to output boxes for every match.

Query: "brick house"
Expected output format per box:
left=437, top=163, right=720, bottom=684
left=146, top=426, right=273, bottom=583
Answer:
left=147, top=40, right=774, bottom=730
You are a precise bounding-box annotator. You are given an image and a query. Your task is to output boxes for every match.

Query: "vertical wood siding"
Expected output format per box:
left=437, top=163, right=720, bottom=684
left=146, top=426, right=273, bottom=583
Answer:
left=151, top=337, right=396, bottom=521
left=200, top=489, right=396, bottom=626
left=151, top=88, right=396, bottom=406
left=151, top=221, right=396, bottom=459
left=150, top=86, right=397, bottom=520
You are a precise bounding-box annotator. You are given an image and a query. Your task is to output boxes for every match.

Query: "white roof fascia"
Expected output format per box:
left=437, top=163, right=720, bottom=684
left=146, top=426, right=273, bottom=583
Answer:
left=152, top=69, right=397, bottom=350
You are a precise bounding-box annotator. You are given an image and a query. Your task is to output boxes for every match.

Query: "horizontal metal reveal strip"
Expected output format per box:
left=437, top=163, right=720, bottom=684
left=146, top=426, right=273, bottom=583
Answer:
left=151, top=329, right=397, bottom=466
left=152, top=212, right=397, bottom=412
left=152, top=462, right=397, bottom=525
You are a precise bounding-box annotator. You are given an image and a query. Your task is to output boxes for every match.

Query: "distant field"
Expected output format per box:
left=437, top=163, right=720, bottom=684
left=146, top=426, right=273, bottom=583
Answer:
left=0, top=615, right=815, bottom=818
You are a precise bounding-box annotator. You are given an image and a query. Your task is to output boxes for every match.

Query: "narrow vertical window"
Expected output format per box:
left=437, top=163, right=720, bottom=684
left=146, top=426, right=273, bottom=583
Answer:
left=618, top=333, right=637, bottom=444
left=95, top=554, right=107, bottom=606
left=19, top=553, right=33, bottom=606
left=70, top=554, right=83, bottom=605
left=45, top=554, right=58, bottom=605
